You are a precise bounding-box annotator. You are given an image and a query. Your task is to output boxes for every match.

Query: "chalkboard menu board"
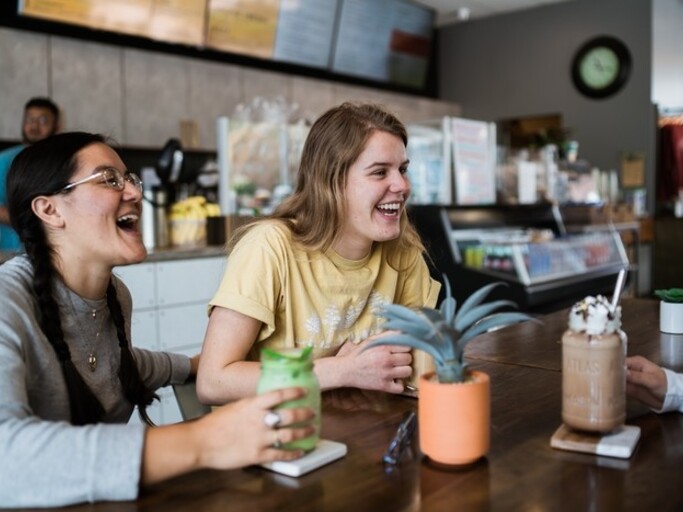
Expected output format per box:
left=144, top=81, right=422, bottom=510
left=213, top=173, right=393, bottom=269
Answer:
left=18, top=0, right=206, bottom=46
left=205, top=0, right=337, bottom=69
left=332, top=0, right=434, bottom=89
left=272, top=0, right=337, bottom=69
left=14, top=0, right=434, bottom=93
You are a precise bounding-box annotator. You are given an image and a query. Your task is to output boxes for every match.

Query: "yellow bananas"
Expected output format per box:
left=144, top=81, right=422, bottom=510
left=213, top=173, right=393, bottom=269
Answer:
left=169, top=196, right=221, bottom=246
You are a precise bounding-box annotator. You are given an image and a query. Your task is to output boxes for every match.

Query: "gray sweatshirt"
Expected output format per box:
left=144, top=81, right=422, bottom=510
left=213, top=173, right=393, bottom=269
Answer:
left=0, top=255, right=191, bottom=507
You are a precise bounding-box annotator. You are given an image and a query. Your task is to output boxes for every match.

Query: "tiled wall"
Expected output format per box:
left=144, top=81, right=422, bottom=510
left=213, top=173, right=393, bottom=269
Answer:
left=0, top=27, right=460, bottom=150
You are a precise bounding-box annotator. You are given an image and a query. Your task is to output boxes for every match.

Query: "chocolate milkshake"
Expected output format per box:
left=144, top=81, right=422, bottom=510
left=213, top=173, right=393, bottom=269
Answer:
left=562, top=295, right=626, bottom=433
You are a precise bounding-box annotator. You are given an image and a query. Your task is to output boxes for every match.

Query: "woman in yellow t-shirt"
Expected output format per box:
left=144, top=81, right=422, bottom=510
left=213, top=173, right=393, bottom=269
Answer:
left=197, top=103, right=441, bottom=404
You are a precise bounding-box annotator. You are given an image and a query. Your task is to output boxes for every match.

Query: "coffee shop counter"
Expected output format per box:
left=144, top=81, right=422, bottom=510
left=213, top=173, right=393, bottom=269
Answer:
left=0, top=245, right=228, bottom=265
left=137, top=244, right=228, bottom=262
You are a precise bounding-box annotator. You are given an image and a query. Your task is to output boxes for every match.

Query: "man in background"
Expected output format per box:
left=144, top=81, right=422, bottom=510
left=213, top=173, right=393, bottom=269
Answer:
left=0, top=97, right=60, bottom=251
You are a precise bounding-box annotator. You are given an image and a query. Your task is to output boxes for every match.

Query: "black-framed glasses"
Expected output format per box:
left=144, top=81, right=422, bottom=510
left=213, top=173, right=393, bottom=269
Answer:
left=23, top=114, right=53, bottom=127
left=58, top=168, right=143, bottom=194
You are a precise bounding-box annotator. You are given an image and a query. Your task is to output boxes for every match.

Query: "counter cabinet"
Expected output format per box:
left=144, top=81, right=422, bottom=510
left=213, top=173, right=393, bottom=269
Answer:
left=114, top=255, right=225, bottom=425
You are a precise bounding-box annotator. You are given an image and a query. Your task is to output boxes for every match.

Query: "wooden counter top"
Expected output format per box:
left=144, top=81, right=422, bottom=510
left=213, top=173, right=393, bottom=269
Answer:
left=8, top=298, right=683, bottom=511
left=0, top=245, right=227, bottom=266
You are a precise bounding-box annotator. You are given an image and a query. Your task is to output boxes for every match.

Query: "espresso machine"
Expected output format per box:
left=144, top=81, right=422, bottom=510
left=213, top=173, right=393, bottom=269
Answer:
left=141, top=139, right=184, bottom=249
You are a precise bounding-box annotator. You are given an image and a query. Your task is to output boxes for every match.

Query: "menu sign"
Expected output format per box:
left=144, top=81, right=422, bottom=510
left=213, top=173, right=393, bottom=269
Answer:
left=206, top=0, right=337, bottom=68
left=206, top=0, right=279, bottom=59
left=272, top=0, right=337, bottom=69
left=19, top=0, right=151, bottom=38
left=18, top=0, right=433, bottom=91
left=19, top=0, right=206, bottom=46
left=331, top=0, right=433, bottom=88
left=146, top=0, right=206, bottom=46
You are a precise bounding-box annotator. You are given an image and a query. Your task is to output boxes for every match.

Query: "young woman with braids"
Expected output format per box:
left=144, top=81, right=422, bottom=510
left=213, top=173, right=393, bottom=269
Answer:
left=0, top=132, right=315, bottom=507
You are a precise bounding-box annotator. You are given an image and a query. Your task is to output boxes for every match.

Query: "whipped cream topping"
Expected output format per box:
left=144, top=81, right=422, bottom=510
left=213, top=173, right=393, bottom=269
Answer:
left=568, top=295, right=621, bottom=335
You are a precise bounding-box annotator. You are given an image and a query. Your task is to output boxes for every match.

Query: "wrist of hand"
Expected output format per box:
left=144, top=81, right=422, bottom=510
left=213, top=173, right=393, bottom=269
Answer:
left=315, top=356, right=349, bottom=390
left=183, top=418, right=207, bottom=471
left=659, top=367, right=683, bottom=413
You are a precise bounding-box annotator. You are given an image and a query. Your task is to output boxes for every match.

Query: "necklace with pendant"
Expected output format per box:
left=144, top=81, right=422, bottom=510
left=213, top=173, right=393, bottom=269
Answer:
left=68, top=293, right=107, bottom=372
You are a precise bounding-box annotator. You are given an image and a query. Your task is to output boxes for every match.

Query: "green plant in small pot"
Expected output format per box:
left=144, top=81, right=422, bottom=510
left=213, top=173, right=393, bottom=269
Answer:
left=656, top=288, right=683, bottom=334
left=655, top=288, right=683, bottom=303
left=367, top=278, right=533, bottom=466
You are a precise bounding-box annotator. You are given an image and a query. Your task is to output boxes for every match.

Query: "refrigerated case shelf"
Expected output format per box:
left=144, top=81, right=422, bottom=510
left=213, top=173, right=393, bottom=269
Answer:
left=456, top=230, right=628, bottom=286
left=410, top=204, right=631, bottom=313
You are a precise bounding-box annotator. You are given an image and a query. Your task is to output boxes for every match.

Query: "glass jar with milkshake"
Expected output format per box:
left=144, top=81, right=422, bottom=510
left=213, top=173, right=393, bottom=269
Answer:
left=561, top=295, right=626, bottom=433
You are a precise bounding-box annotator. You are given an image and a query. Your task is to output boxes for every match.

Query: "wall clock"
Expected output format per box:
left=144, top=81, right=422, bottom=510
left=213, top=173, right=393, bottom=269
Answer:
left=571, top=36, right=632, bottom=99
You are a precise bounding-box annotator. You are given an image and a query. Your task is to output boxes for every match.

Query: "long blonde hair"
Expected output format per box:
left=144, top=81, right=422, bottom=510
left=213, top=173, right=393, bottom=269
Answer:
left=235, top=102, right=425, bottom=258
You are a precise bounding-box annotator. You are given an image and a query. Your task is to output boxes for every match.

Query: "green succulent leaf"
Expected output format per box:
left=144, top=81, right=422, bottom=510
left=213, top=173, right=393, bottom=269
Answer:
left=379, top=305, right=445, bottom=344
left=456, top=282, right=504, bottom=322
left=363, top=333, right=444, bottom=363
left=382, top=318, right=435, bottom=340
left=439, top=296, right=457, bottom=324
left=655, top=288, right=683, bottom=303
left=370, top=277, right=536, bottom=384
left=459, top=312, right=534, bottom=346
left=419, top=307, right=446, bottom=324
left=436, top=361, right=469, bottom=383
left=455, top=300, right=518, bottom=332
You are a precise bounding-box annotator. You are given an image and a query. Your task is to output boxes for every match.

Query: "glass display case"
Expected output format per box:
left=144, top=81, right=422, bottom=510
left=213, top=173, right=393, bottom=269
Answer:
left=410, top=204, right=630, bottom=313
left=455, top=229, right=628, bottom=286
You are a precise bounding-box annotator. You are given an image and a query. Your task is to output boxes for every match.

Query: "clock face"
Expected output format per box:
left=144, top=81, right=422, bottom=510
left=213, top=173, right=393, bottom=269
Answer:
left=571, top=36, right=631, bottom=99
left=579, top=47, right=620, bottom=89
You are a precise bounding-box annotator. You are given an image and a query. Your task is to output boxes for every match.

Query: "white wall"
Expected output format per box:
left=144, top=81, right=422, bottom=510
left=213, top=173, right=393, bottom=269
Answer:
left=437, top=0, right=656, bottom=210
left=0, top=27, right=460, bottom=150
left=652, top=0, right=683, bottom=111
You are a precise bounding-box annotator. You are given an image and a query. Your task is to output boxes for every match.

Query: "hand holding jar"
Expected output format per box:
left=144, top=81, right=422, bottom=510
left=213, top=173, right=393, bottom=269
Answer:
left=256, top=346, right=321, bottom=451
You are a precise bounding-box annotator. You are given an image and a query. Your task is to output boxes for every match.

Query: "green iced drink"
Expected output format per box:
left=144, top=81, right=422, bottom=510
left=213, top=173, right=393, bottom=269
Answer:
left=256, top=346, right=320, bottom=451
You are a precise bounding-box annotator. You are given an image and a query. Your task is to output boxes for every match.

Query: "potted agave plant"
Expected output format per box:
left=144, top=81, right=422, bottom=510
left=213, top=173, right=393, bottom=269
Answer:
left=367, top=279, right=532, bottom=466
left=655, top=288, right=683, bottom=334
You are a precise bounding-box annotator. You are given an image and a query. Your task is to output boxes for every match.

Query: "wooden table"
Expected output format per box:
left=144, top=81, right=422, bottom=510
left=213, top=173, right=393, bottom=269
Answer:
left=14, top=298, right=683, bottom=511
left=466, top=297, right=666, bottom=370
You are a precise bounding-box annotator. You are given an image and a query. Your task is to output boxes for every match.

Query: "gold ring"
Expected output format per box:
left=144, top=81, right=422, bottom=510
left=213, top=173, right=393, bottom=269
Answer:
left=272, top=430, right=283, bottom=449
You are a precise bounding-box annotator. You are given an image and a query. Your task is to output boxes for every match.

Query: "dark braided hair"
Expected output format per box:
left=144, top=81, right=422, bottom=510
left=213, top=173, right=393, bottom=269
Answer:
left=107, top=281, right=157, bottom=409
left=7, top=132, right=156, bottom=425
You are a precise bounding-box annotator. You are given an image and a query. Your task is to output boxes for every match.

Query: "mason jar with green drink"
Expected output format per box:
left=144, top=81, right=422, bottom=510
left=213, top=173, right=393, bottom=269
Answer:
left=256, top=346, right=320, bottom=451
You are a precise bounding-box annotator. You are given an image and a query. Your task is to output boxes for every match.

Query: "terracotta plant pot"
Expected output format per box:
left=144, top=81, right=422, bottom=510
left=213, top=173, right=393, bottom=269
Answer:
left=418, top=370, right=490, bottom=466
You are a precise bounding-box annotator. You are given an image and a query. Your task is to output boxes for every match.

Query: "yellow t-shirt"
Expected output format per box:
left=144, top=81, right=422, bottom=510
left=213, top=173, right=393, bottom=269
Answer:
left=210, top=221, right=440, bottom=367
